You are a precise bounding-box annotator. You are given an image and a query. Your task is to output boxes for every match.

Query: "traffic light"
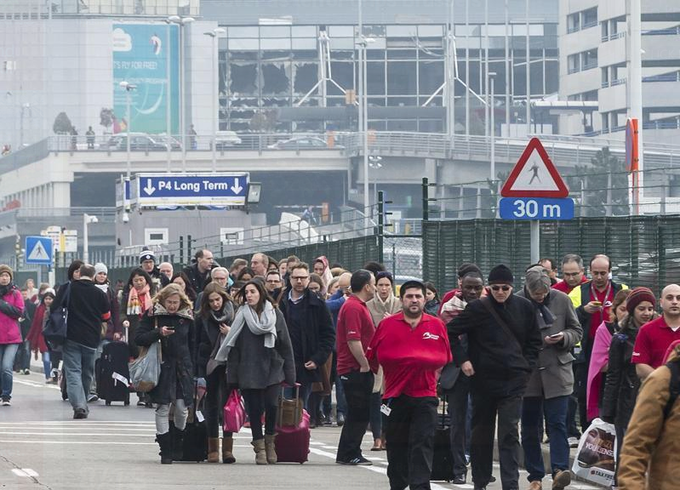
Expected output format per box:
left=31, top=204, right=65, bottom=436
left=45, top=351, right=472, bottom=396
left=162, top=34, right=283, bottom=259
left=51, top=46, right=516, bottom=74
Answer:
left=14, top=235, right=23, bottom=268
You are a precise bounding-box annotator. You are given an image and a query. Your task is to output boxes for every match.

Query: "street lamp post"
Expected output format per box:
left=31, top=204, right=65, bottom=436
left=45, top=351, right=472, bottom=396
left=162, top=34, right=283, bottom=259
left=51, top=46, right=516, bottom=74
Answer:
left=119, top=81, right=137, bottom=182
left=205, top=27, right=226, bottom=174
left=83, top=213, right=98, bottom=264
left=489, top=72, right=496, bottom=182
left=164, top=20, right=173, bottom=173
left=168, top=15, right=195, bottom=173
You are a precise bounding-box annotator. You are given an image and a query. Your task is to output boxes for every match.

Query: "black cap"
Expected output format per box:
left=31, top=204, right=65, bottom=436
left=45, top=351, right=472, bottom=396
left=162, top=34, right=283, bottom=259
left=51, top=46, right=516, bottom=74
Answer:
left=488, top=264, right=514, bottom=285
left=399, top=280, right=426, bottom=298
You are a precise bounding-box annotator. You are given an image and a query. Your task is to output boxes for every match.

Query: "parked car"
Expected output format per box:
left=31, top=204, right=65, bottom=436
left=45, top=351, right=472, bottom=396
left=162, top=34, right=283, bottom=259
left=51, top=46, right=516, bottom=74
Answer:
left=106, top=133, right=176, bottom=151
left=215, top=130, right=243, bottom=149
left=267, top=136, right=334, bottom=150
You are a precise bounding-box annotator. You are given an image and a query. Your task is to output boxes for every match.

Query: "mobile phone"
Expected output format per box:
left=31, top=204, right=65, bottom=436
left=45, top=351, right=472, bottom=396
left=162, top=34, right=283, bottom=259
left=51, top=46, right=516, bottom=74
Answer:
left=591, top=301, right=602, bottom=306
left=549, top=333, right=562, bottom=338
left=165, top=326, right=175, bottom=330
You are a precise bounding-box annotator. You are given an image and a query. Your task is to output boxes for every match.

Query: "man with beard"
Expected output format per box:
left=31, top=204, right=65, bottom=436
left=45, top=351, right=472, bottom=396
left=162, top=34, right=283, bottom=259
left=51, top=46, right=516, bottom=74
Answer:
left=367, top=280, right=451, bottom=489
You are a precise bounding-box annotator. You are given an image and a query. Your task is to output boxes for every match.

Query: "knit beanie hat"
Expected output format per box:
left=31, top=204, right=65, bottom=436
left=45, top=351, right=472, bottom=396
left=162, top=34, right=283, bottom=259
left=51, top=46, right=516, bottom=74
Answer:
left=140, top=249, right=155, bottom=264
left=0, top=264, right=13, bottom=281
left=626, top=287, right=656, bottom=315
left=525, top=265, right=551, bottom=293
left=94, top=263, right=108, bottom=276
left=488, top=264, right=513, bottom=285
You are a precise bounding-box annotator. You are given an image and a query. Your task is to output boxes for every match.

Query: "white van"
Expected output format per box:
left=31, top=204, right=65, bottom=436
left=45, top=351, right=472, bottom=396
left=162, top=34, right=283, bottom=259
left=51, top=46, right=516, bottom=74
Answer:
left=215, top=131, right=242, bottom=149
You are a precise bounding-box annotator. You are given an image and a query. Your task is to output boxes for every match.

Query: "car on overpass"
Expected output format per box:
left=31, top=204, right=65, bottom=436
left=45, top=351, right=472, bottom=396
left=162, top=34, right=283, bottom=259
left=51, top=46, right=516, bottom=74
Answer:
left=268, top=135, right=338, bottom=150
left=105, top=133, right=181, bottom=152
left=214, top=130, right=243, bottom=149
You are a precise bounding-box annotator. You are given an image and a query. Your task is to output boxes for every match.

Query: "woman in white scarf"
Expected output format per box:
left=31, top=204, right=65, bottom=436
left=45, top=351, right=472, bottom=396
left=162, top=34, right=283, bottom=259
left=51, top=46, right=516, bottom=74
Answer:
left=215, top=279, right=295, bottom=466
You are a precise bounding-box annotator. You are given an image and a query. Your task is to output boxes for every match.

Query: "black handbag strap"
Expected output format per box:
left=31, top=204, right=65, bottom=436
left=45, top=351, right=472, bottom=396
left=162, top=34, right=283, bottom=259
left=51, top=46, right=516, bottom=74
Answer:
left=61, top=283, right=71, bottom=310
left=481, top=297, right=523, bottom=353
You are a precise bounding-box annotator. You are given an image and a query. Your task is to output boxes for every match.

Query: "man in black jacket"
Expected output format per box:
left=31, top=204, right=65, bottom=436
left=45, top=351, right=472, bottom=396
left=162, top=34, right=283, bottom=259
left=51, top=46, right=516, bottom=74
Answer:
left=448, top=264, right=542, bottom=490
left=279, top=262, right=335, bottom=410
left=183, top=249, right=216, bottom=293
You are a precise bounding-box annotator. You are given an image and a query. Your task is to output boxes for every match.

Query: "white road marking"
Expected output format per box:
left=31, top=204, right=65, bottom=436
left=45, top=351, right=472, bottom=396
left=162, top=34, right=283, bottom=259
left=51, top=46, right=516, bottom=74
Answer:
left=11, top=468, right=39, bottom=477
left=0, top=440, right=157, bottom=445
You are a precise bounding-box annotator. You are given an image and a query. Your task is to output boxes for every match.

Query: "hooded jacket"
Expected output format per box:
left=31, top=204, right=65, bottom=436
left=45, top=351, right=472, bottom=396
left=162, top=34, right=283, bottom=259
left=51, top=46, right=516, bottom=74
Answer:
left=617, top=344, right=680, bottom=490
left=0, top=283, right=23, bottom=344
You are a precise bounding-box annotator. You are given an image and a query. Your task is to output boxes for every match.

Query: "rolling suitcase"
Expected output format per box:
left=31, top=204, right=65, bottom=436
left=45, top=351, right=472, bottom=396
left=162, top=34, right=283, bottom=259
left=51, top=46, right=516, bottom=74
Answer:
left=430, top=397, right=454, bottom=482
left=275, top=385, right=310, bottom=464
left=97, top=341, right=131, bottom=406
left=171, top=380, right=208, bottom=462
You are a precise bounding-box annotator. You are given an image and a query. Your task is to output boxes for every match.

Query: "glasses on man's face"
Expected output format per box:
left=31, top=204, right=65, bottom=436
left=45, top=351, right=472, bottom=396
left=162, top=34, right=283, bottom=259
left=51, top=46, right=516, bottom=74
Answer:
left=490, top=285, right=511, bottom=292
left=291, top=276, right=309, bottom=282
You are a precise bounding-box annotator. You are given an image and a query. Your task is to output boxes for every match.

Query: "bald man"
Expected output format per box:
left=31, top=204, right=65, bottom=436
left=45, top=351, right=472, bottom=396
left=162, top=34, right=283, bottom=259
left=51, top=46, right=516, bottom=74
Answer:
left=633, top=284, right=680, bottom=380
left=250, top=253, right=269, bottom=277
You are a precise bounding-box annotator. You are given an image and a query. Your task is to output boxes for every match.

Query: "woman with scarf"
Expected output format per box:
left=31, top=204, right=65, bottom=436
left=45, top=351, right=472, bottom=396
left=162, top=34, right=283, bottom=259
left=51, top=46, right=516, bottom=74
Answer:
left=26, top=288, right=56, bottom=382
left=586, top=288, right=630, bottom=423
left=94, top=263, right=122, bottom=343
left=214, top=279, right=295, bottom=465
left=195, top=282, right=236, bottom=464
left=135, top=284, right=195, bottom=464
left=0, top=264, right=24, bottom=406
left=366, top=271, right=401, bottom=451
left=120, top=268, right=155, bottom=407
left=424, top=282, right=440, bottom=316
left=313, top=256, right=334, bottom=290
left=518, top=265, right=582, bottom=490
left=601, top=287, right=657, bottom=484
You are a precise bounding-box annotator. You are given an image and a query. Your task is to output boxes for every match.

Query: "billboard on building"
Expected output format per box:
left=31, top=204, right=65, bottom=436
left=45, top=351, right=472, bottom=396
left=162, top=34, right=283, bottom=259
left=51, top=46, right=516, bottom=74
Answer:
left=112, top=24, right=179, bottom=135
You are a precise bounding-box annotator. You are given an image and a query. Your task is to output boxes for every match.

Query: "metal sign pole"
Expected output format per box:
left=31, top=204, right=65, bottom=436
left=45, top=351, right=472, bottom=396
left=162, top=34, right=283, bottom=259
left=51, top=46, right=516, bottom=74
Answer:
left=530, top=220, right=540, bottom=264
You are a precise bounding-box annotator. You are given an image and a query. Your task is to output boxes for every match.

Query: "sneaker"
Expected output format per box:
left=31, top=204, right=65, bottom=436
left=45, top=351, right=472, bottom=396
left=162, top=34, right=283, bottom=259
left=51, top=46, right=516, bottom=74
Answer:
left=336, top=412, right=345, bottom=427
left=73, top=408, right=88, bottom=419
left=338, top=456, right=372, bottom=466
left=87, top=394, right=99, bottom=403
left=1, top=399, right=10, bottom=406
left=568, top=437, right=579, bottom=448
left=22, top=369, right=30, bottom=375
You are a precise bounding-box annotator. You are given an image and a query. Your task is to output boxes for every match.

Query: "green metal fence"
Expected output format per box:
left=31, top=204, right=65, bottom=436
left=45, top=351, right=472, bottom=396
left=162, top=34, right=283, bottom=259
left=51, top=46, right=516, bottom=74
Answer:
left=422, top=215, right=680, bottom=295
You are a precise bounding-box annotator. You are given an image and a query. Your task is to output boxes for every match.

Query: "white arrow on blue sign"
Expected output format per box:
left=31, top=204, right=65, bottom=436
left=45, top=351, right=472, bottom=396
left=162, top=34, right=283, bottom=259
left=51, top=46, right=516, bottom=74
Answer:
left=136, top=173, right=249, bottom=207
left=25, top=236, right=53, bottom=265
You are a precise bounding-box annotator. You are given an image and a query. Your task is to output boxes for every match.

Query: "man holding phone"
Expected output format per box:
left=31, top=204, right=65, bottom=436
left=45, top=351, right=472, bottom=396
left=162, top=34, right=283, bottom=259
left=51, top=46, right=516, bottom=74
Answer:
left=568, top=254, right=627, bottom=431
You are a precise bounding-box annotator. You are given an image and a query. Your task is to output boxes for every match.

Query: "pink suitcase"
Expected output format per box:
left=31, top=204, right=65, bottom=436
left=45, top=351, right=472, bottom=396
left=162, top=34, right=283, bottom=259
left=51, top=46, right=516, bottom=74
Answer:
left=274, top=409, right=311, bottom=463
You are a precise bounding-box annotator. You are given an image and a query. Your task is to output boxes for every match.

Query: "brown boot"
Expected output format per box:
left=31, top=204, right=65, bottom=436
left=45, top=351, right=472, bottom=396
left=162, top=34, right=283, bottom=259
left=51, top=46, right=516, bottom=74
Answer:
left=207, top=437, right=220, bottom=463
left=222, top=435, right=236, bottom=464
left=264, top=434, right=277, bottom=464
left=252, top=439, right=267, bottom=465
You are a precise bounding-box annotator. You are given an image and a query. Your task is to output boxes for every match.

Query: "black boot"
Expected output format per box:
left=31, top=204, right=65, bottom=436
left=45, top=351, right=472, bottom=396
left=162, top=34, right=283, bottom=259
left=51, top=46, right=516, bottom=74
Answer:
left=156, top=432, right=173, bottom=464
left=172, top=428, right=185, bottom=461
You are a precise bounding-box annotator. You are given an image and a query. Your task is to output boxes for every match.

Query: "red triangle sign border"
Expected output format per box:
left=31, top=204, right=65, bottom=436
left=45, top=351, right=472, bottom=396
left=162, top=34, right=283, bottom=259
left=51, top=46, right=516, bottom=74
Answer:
left=500, top=137, right=570, bottom=198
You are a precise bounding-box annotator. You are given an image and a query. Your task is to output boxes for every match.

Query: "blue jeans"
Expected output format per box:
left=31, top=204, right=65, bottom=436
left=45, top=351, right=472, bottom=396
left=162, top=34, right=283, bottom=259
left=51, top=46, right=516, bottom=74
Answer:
left=521, top=395, right=570, bottom=481
left=41, top=351, right=51, bottom=380
left=0, top=343, right=20, bottom=400
left=62, top=340, right=97, bottom=412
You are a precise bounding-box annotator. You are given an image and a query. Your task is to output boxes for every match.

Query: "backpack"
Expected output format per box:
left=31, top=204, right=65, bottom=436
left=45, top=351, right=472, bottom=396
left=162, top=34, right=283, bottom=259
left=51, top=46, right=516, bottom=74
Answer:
left=663, top=359, right=680, bottom=420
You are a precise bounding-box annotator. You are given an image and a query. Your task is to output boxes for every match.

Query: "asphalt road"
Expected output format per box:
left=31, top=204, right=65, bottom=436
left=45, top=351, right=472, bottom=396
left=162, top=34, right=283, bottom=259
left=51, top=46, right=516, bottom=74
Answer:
left=1, top=372, right=602, bottom=490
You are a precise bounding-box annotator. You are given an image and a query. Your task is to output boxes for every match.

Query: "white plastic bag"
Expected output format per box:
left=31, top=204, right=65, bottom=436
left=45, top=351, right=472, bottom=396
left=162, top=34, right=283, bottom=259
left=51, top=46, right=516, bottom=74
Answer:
left=571, top=418, right=617, bottom=487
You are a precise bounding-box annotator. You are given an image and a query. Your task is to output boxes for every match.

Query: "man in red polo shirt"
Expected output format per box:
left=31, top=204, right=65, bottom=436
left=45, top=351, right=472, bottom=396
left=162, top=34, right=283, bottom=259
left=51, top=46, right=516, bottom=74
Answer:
left=335, top=269, right=377, bottom=466
left=633, top=283, right=680, bottom=380
left=552, top=254, right=588, bottom=295
left=367, top=280, right=452, bottom=490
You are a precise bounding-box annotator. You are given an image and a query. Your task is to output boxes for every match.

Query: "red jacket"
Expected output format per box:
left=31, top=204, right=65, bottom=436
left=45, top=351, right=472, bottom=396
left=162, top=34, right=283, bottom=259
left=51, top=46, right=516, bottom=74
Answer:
left=27, top=303, right=49, bottom=353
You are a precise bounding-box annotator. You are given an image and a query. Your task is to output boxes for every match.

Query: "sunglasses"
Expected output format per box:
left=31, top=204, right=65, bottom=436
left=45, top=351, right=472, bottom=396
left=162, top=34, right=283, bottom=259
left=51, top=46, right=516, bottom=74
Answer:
left=490, top=285, right=511, bottom=292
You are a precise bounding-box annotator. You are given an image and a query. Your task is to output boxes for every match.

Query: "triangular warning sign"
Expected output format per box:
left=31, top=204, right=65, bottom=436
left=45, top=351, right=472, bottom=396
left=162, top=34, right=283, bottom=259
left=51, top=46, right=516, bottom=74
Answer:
left=500, top=138, right=569, bottom=198
left=28, top=240, right=49, bottom=261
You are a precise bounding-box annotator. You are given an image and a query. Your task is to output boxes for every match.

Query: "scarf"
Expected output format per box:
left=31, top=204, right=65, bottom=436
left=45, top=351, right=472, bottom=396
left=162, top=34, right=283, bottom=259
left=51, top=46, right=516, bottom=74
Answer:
left=214, top=301, right=277, bottom=363
left=209, top=301, right=234, bottom=325
left=96, top=283, right=109, bottom=294
left=127, top=284, right=152, bottom=317
left=315, top=256, right=334, bottom=288
left=0, top=282, right=16, bottom=298
left=525, top=288, right=556, bottom=326
left=367, top=292, right=401, bottom=327
left=152, top=303, right=194, bottom=321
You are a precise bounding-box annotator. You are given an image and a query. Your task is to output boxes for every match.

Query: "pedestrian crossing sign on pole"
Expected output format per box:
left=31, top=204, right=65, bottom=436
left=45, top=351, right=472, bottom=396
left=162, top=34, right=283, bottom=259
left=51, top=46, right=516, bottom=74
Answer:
left=25, top=236, right=53, bottom=265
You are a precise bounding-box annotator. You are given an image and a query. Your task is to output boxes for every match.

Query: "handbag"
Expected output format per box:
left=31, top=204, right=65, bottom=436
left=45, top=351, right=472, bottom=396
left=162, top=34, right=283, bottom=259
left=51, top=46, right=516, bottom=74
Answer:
left=128, top=318, right=162, bottom=393
left=223, top=389, right=246, bottom=433
left=43, top=284, right=70, bottom=351
left=277, top=383, right=303, bottom=427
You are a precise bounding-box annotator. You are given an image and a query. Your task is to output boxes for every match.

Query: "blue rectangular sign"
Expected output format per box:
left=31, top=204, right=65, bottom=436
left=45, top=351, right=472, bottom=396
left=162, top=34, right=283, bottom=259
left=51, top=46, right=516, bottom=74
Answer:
left=499, top=197, right=574, bottom=221
left=25, top=236, right=53, bottom=265
left=137, top=173, right=249, bottom=206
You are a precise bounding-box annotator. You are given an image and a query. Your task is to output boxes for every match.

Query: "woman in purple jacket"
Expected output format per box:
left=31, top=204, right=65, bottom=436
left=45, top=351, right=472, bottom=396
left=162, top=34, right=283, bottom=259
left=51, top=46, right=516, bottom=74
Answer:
left=0, top=264, right=25, bottom=406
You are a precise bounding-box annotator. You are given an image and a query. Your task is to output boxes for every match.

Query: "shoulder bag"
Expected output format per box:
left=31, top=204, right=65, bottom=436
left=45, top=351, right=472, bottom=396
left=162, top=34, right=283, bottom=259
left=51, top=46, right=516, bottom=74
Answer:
left=43, top=284, right=71, bottom=351
left=128, top=318, right=163, bottom=393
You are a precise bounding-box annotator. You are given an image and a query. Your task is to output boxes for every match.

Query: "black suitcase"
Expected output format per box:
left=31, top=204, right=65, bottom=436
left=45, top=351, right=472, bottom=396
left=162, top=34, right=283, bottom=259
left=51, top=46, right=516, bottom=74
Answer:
left=430, top=397, right=455, bottom=482
left=97, top=341, right=131, bottom=406
left=170, top=381, right=208, bottom=462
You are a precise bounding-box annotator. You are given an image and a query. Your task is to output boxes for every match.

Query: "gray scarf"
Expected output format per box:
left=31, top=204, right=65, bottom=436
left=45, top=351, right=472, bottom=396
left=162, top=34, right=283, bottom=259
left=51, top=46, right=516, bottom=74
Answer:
left=214, top=301, right=277, bottom=362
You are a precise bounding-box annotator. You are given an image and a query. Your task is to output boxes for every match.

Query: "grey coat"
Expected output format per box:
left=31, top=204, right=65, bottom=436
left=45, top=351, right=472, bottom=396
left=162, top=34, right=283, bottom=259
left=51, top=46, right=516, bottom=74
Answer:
left=518, top=288, right=582, bottom=399
left=226, top=307, right=296, bottom=390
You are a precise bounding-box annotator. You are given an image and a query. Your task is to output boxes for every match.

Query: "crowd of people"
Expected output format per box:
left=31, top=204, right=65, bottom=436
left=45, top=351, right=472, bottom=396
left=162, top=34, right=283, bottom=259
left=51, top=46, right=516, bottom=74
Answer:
left=0, top=248, right=678, bottom=489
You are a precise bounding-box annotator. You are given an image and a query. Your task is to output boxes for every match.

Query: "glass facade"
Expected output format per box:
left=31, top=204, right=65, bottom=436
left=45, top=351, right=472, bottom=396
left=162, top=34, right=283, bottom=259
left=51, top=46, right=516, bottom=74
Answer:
left=218, top=22, right=558, bottom=134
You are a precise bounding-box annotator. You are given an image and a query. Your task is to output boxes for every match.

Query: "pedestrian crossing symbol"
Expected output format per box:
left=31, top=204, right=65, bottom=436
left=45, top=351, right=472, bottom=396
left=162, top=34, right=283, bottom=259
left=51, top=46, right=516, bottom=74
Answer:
left=500, top=138, right=569, bottom=198
left=25, top=236, right=53, bottom=265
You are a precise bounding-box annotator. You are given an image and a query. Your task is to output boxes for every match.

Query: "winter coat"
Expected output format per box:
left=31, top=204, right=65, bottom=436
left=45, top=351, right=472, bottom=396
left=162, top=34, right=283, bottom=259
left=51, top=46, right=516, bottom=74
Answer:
left=617, top=344, right=680, bottom=490
left=601, top=315, right=642, bottom=429
left=195, top=301, right=235, bottom=378
left=182, top=263, right=213, bottom=293
left=97, top=283, right=121, bottom=341
left=120, top=286, right=154, bottom=358
left=0, top=284, right=24, bottom=345
left=447, top=294, right=542, bottom=398
left=424, top=299, right=440, bottom=317
left=278, top=290, right=335, bottom=384
left=225, top=306, right=296, bottom=390
left=135, top=304, right=195, bottom=406
left=26, top=303, right=49, bottom=353
left=19, top=300, right=36, bottom=339
left=517, top=289, right=582, bottom=399
left=366, top=293, right=401, bottom=328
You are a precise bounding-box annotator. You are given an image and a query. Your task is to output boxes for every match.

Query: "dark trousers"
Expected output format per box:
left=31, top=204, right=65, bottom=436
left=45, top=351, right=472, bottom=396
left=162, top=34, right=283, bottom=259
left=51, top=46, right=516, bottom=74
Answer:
left=613, top=424, right=627, bottom=486
left=205, top=367, right=231, bottom=438
left=470, top=390, right=523, bottom=490
left=446, top=376, right=471, bottom=479
left=385, top=395, right=438, bottom=490
left=574, top=362, right=589, bottom=432
left=336, top=370, right=373, bottom=462
left=242, top=384, right=280, bottom=441
left=14, top=340, right=30, bottom=371
left=521, top=395, right=570, bottom=482
left=370, top=392, right=383, bottom=439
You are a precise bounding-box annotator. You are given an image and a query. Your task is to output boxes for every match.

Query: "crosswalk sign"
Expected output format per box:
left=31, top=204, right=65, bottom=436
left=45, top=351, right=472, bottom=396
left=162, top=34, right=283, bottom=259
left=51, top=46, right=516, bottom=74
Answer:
left=25, top=236, right=53, bottom=265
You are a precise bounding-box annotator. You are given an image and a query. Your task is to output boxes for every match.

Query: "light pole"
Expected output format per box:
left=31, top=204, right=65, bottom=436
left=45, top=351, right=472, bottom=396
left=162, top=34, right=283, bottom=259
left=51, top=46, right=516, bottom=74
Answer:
left=20, top=103, right=30, bottom=148
left=205, top=27, right=226, bottom=173
left=119, top=81, right=137, bottom=182
left=164, top=19, right=173, bottom=173
left=489, top=72, right=496, bottom=181
left=168, top=15, right=195, bottom=173
left=83, top=213, right=98, bottom=264
left=369, top=156, right=383, bottom=212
